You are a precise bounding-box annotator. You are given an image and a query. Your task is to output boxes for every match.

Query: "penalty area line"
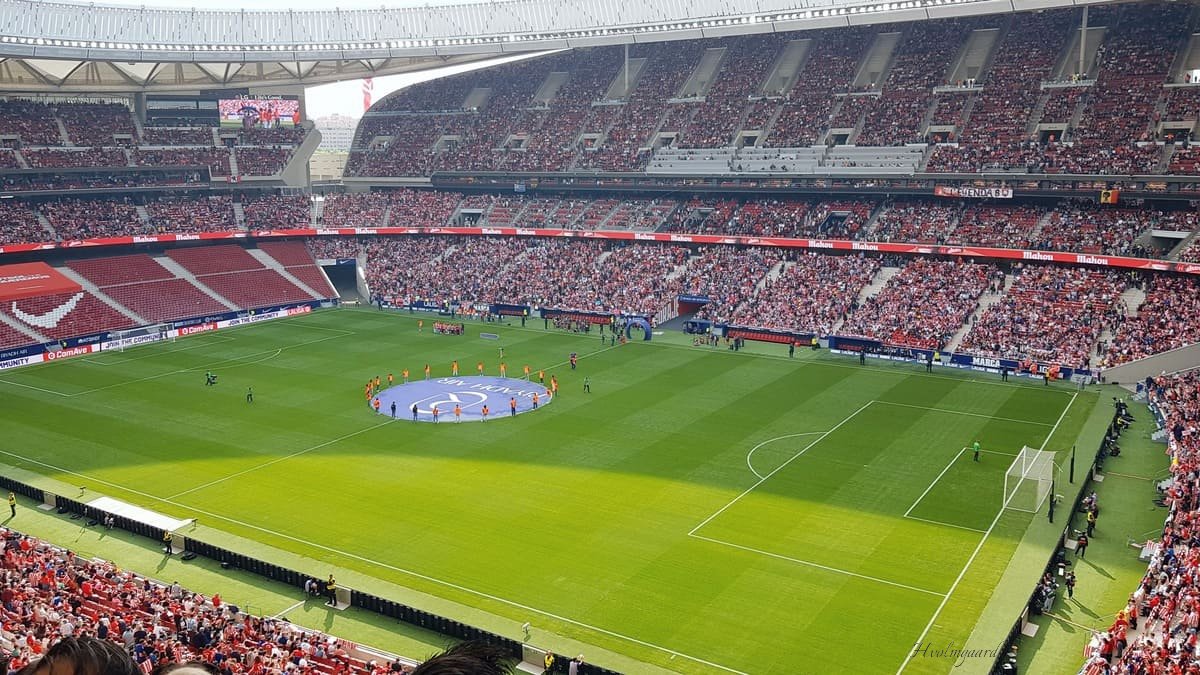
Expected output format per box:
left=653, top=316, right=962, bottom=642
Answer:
left=72, top=332, right=348, bottom=397
left=0, top=448, right=748, bottom=675
left=903, top=448, right=967, bottom=518
left=690, top=401, right=874, bottom=536
left=895, top=391, right=1078, bottom=674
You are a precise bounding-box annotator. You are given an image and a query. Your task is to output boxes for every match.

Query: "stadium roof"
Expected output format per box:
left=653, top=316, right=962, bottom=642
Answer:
left=0, top=0, right=1114, bottom=92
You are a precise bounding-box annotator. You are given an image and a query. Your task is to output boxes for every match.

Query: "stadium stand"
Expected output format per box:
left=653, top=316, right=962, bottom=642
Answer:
left=958, top=264, right=1126, bottom=366
left=842, top=259, right=998, bottom=349
left=319, top=193, right=389, bottom=228
left=946, top=204, right=1045, bottom=249
left=24, top=148, right=128, bottom=169
left=133, top=148, right=232, bottom=175
left=146, top=195, right=239, bottom=234
left=0, top=98, right=308, bottom=182
left=163, top=244, right=328, bottom=309
left=1104, top=276, right=1200, bottom=366
left=258, top=241, right=338, bottom=298
left=167, top=245, right=264, bottom=276
left=0, top=527, right=419, bottom=675
left=2, top=291, right=135, bottom=341
left=67, top=254, right=230, bottom=323
left=243, top=194, right=312, bottom=229
left=726, top=252, right=879, bottom=334
left=856, top=20, right=982, bottom=146
left=56, top=102, right=136, bottom=146
left=0, top=200, right=50, bottom=245
left=686, top=246, right=783, bottom=324
left=306, top=238, right=362, bottom=260
left=764, top=27, right=871, bottom=148
left=41, top=198, right=145, bottom=240
left=141, top=126, right=213, bottom=146
left=870, top=200, right=961, bottom=244
left=1086, top=371, right=1200, bottom=673
left=339, top=4, right=1200, bottom=178
left=0, top=99, right=62, bottom=145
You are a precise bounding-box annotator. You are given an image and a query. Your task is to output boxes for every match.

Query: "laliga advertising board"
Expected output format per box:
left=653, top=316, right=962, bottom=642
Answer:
left=372, top=376, right=553, bottom=422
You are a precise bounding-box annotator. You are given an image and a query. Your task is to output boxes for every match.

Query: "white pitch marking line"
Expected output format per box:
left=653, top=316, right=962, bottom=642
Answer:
left=895, top=391, right=1078, bottom=675
left=166, top=418, right=399, bottom=499
left=901, top=515, right=988, bottom=534
left=0, top=378, right=72, bottom=397
left=73, top=333, right=344, bottom=397
left=689, top=533, right=946, bottom=597
left=745, top=432, right=828, bottom=480
left=272, top=600, right=306, bottom=619
left=83, top=335, right=238, bottom=365
left=541, top=343, right=619, bottom=371
left=904, top=448, right=967, bottom=518
left=0, top=448, right=748, bottom=675
left=690, top=401, right=875, bottom=536
left=872, top=400, right=1055, bottom=427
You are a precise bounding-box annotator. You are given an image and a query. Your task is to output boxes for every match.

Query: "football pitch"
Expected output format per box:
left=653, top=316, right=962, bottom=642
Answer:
left=0, top=308, right=1097, bottom=674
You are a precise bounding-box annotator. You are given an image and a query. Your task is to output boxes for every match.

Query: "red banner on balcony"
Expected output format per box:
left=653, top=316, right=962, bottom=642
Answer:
left=0, top=262, right=82, bottom=301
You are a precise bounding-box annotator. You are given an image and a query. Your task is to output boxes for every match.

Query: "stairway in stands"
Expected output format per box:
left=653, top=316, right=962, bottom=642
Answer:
left=249, top=243, right=338, bottom=300
left=944, top=272, right=1014, bottom=353
left=164, top=244, right=327, bottom=310
left=0, top=313, right=47, bottom=349
left=67, top=254, right=234, bottom=323
left=830, top=265, right=900, bottom=333
left=154, top=255, right=239, bottom=311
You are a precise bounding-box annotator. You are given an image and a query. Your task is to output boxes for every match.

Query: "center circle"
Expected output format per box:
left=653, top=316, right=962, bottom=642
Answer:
left=370, top=375, right=554, bottom=422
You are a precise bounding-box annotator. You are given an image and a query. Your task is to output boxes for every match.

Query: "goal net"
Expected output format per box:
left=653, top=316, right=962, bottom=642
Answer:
left=109, top=324, right=174, bottom=352
left=1004, top=447, right=1056, bottom=513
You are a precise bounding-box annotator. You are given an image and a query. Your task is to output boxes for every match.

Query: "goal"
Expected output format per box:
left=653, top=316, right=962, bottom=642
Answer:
left=1003, top=447, right=1056, bottom=513
left=109, top=324, right=174, bottom=352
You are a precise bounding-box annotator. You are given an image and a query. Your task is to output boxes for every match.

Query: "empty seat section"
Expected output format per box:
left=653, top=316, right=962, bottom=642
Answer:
left=102, top=279, right=228, bottom=323
left=3, top=292, right=134, bottom=340
left=67, top=254, right=173, bottom=287
left=198, top=269, right=314, bottom=309
left=167, top=245, right=263, bottom=275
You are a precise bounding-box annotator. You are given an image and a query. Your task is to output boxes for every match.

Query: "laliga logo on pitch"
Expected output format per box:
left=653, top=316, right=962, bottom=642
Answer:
left=411, top=390, right=487, bottom=414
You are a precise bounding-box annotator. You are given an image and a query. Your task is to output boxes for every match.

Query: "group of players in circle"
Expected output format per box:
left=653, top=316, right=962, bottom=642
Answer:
left=363, top=348, right=591, bottom=422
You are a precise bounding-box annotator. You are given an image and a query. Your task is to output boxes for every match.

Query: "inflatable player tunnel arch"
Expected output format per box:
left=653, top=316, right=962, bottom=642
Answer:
left=624, top=317, right=652, bottom=341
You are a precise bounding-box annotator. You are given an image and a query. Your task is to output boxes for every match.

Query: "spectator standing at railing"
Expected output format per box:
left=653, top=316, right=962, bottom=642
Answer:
left=325, top=574, right=337, bottom=606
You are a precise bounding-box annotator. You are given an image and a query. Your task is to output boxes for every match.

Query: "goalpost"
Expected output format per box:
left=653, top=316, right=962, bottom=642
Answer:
left=109, top=323, right=174, bottom=352
left=1003, top=446, right=1057, bottom=513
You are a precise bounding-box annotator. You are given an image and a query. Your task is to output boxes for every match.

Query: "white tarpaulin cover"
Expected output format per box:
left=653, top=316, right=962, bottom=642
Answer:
left=87, top=496, right=194, bottom=532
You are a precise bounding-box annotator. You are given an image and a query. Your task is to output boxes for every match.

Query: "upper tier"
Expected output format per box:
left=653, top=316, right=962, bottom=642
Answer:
left=347, top=4, right=1200, bottom=178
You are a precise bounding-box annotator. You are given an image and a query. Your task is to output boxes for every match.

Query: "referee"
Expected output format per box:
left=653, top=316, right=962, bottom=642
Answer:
left=7, top=491, right=15, bottom=518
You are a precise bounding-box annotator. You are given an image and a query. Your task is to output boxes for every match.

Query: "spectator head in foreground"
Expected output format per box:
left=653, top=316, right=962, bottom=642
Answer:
left=19, top=638, right=140, bottom=675
left=410, top=642, right=518, bottom=675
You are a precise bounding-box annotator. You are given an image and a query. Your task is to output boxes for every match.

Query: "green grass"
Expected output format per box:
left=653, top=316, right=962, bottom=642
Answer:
left=1018, top=402, right=1171, bottom=674
left=0, top=308, right=1101, bottom=674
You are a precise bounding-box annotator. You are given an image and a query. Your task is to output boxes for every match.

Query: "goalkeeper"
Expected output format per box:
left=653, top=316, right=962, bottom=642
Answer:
left=972, top=440, right=981, bottom=462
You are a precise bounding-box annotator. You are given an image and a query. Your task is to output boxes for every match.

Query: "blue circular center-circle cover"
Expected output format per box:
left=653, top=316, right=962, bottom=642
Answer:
left=369, top=375, right=553, bottom=422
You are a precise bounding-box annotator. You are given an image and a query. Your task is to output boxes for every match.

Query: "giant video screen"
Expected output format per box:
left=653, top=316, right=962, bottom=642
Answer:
left=218, top=97, right=300, bottom=128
